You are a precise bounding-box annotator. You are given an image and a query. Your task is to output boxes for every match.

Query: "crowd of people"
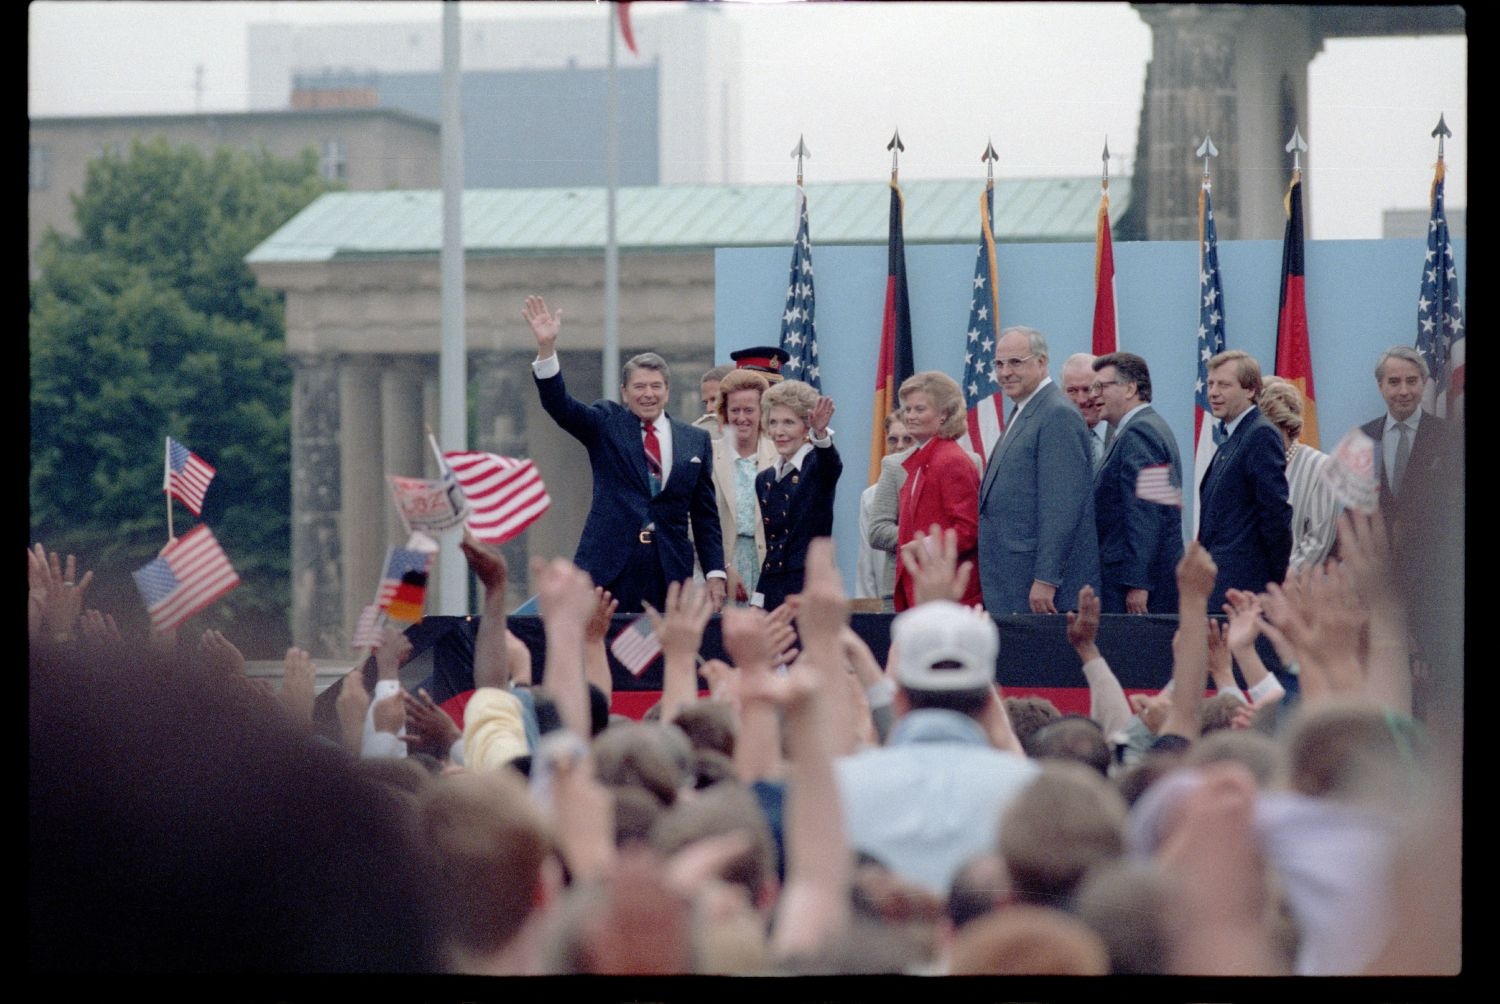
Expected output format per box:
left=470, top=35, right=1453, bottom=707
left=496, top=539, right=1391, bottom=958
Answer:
left=28, top=296, right=1462, bottom=976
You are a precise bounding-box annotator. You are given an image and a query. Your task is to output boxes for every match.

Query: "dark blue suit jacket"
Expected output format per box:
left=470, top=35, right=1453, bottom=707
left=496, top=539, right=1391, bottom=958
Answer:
left=1093, top=405, right=1184, bottom=614
left=755, top=443, right=842, bottom=609
left=1197, top=406, right=1291, bottom=609
left=1360, top=411, right=1454, bottom=530
left=535, top=369, right=723, bottom=590
left=977, top=381, right=1100, bottom=615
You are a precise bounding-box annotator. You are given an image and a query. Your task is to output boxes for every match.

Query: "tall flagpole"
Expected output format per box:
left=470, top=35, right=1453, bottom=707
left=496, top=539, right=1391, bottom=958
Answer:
left=603, top=4, right=621, bottom=399
left=438, top=1, right=467, bottom=613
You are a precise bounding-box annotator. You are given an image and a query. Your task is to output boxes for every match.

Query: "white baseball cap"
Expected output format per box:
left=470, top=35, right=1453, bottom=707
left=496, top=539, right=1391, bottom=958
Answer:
left=890, top=601, right=998, bottom=692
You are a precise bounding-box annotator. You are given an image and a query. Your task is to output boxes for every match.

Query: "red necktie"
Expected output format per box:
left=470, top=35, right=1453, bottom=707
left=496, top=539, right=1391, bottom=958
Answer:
left=643, top=422, right=663, bottom=496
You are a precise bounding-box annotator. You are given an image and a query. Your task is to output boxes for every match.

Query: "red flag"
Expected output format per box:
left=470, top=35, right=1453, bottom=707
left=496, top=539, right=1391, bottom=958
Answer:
left=1091, top=185, right=1119, bottom=355
left=869, top=180, right=915, bottom=484
left=1274, top=173, right=1319, bottom=448
left=616, top=2, right=638, bottom=56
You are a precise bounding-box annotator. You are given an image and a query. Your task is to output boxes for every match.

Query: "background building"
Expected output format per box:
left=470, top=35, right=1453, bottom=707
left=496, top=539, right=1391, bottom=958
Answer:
left=247, top=6, right=740, bottom=188
left=28, top=107, right=441, bottom=275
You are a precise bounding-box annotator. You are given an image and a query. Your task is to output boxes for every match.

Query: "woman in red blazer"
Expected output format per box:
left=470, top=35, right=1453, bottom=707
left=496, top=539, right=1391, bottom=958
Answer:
left=893, top=371, right=983, bottom=610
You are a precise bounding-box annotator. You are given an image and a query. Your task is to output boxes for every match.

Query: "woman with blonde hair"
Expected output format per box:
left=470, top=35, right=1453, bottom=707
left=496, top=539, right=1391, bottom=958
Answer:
left=754, top=379, right=840, bottom=610
left=893, top=371, right=982, bottom=610
left=711, top=368, right=777, bottom=605
left=1258, top=376, right=1340, bottom=570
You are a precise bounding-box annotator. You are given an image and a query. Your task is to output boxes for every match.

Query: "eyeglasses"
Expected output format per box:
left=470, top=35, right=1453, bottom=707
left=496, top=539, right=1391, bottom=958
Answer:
left=994, top=354, right=1036, bottom=371
left=1089, top=379, right=1121, bottom=393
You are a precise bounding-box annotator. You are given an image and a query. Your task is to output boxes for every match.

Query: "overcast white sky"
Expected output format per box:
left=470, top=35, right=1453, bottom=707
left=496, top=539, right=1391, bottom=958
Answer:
left=29, top=1, right=1466, bottom=239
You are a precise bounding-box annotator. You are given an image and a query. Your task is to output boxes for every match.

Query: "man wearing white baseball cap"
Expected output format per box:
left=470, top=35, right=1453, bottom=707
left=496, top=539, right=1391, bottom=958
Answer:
left=835, top=600, right=1038, bottom=895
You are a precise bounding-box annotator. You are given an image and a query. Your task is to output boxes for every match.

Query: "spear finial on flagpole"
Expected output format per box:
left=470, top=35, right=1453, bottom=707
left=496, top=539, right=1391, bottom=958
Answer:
left=1431, top=113, right=1451, bottom=161
left=791, top=134, right=810, bottom=187
left=887, top=129, right=904, bottom=182
left=1196, top=134, right=1219, bottom=183
left=1284, top=125, right=1308, bottom=177
left=1101, top=137, right=1111, bottom=193
left=982, top=139, right=997, bottom=189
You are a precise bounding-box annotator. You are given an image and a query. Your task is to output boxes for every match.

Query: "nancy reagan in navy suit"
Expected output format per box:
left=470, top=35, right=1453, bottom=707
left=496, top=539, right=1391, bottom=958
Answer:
left=754, top=380, right=841, bottom=611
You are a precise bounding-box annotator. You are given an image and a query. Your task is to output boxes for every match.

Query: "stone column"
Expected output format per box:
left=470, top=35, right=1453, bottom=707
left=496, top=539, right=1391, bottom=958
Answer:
left=289, top=353, right=345, bottom=656
left=1134, top=4, right=1247, bottom=240
left=339, top=357, right=384, bottom=644
left=380, top=357, right=429, bottom=546
left=1134, top=5, right=1319, bottom=240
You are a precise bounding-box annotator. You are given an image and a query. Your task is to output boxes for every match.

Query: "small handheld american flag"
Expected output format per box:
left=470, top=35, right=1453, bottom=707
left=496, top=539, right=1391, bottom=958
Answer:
left=132, top=524, right=240, bottom=632
left=163, top=437, right=216, bottom=516
left=443, top=451, right=552, bottom=545
left=609, top=614, right=663, bottom=677
left=1135, top=464, right=1183, bottom=508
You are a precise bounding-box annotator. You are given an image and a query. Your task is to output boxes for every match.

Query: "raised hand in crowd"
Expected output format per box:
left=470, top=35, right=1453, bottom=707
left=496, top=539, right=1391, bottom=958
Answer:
left=1261, top=563, right=1366, bottom=705
left=1129, top=689, right=1171, bottom=736
left=373, top=623, right=413, bottom=681
left=1336, top=509, right=1412, bottom=715
left=583, top=586, right=619, bottom=702
left=461, top=529, right=513, bottom=690
left=1221, top=589, right=1285, bottom=708
left=199, top=628, right=247, bottom=678
left=280, top=646, right=317, bottom=727
left=335, top=663, right=370, bottom=756
left=900, top=523, right=974, bottom=608
left=1161, top=542, right=1218, bottom=742
left=1159, top=762, right=1279, bottom=974
left=521, top=295, right=562, bottom=358
left=547, top=739, right=616, bottom=885
left=765, top=600, right=800, bottom=667
left=722, top=605, right=784, bottom=783
left=28, top=543, right=93, bottom=644
left=531, top=555, right=598, bottom=740
left=1205, top=619, right=1242, bottom=699
left=1066, top=584, right=1134, bottom=739
left=645, top=580, right=714, bottom=724
left=402, top=687, right=461, bottom=761
left=794, top=538, right=860, bottom=757
left=78, top=608, right=125, bottom=659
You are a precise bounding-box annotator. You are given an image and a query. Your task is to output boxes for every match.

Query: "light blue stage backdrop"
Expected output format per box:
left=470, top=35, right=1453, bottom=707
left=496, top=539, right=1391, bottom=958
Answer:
left=716, top=237, right=1465, bottom=591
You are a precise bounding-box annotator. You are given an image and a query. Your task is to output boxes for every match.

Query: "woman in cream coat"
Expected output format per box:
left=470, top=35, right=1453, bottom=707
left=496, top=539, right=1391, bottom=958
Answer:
left=711, top=369, right=778, bottom=605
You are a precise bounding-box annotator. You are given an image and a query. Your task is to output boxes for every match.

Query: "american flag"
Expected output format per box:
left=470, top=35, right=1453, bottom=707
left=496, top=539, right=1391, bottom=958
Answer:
left=1135, top=463, right=1183, bottom=508
left=963, top=183, right=1005, bottom=462
left=609, top=614, right=662, bottom=677
left=163, top=437, right=216, bottom=516
left=779, top=186, right=819, bottom=389
left=443, top=451, right=552, bottom=545
left=351, top=603, right=385, bottom=652
left=132, top=524, right=240, bottom=632
left=1417, top=159, right=1465, bottom=420
left=1192, top=179, right=1227, bottom=536
left=377, top=546, right=432, bottom=625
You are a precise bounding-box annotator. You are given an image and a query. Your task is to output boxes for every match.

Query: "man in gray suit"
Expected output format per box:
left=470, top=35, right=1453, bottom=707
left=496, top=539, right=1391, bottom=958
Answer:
left=978, top=326, right=1100, bottom=615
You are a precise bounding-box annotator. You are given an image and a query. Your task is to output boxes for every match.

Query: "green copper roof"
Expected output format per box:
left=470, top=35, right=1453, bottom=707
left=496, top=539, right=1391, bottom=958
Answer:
left=247, top=176, right=1131, bottom=264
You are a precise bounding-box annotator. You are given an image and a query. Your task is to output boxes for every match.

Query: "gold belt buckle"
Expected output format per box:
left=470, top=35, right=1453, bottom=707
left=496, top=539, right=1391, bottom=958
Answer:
left=638, top=529, right=654, bottom=544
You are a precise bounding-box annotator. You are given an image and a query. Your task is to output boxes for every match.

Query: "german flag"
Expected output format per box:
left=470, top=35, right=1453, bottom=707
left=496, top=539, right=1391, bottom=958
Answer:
left=1274, top=172, right=1319, bottom=448
left=869, top=180, right=914, bottom=484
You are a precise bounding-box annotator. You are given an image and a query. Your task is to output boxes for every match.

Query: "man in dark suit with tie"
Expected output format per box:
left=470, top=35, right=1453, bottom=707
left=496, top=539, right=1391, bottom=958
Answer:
left=1361, top=345, right=1455, bottom=531
left=978, top=326, right=1100, bottom=615
left=522, top=295, right=726, bottom=613
left=1091, top=352, right=1184, bottom=614
left=1197, top=350, right=1292, bottom=611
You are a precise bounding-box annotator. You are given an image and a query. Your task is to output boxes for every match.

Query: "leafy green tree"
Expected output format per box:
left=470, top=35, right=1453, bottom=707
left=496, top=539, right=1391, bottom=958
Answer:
left=30, top=138, right=334, bottom=655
